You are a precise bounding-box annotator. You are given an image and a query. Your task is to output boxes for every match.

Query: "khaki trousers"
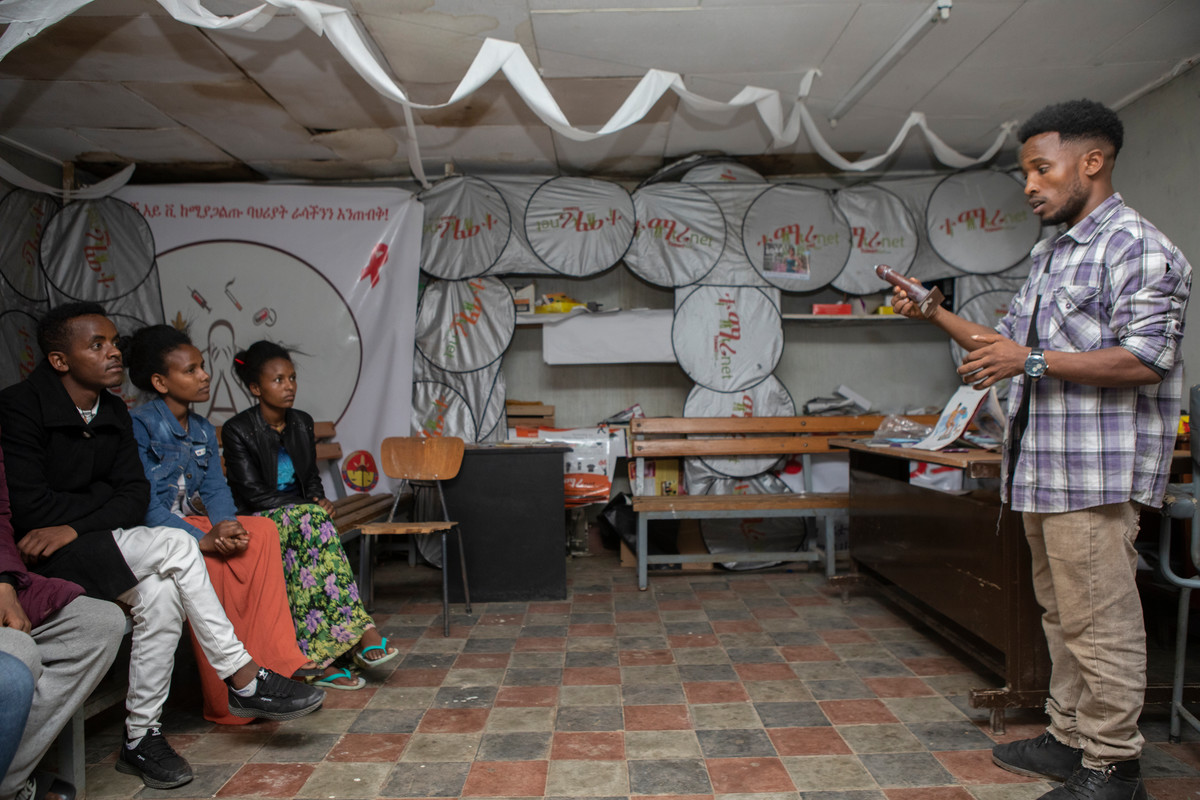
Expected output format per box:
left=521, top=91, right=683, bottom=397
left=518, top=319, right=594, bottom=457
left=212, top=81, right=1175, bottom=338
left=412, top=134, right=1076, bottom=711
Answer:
left=1023, top=502, right=1145, bottom=767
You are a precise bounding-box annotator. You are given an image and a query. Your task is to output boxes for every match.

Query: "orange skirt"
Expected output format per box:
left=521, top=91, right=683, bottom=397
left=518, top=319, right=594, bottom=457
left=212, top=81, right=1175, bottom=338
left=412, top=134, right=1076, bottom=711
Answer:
left=185, top=516, right=308, bottom=725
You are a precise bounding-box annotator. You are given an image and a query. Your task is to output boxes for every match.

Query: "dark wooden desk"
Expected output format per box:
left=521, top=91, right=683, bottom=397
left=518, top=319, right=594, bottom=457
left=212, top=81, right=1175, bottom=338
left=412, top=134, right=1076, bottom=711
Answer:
left=442, top=443, right=571, bottom=602
left=834, top=438, right=1200, bottom=733
left=832, top=438, right=1049, bottom=732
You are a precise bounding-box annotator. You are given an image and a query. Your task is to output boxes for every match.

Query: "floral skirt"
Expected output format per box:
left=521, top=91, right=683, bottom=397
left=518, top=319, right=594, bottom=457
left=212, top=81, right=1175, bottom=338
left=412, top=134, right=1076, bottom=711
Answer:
left=262, top=503, right=375, bottom=667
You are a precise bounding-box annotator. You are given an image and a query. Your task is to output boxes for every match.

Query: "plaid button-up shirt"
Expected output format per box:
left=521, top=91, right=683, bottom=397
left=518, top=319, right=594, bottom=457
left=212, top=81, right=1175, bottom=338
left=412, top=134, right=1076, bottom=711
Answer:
left=998, top=193, right=1191, bottom=513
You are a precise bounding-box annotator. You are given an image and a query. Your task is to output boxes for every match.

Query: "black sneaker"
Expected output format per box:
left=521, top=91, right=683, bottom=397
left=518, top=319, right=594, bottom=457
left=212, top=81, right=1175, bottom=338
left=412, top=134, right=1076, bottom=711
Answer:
left=993, top=730, right=1083, bottom=782
left=115, top=729, right=193, bottom=789
left=1039, top=761, right=1146, bottom=799
left=227, top=667, right=325, bottom=720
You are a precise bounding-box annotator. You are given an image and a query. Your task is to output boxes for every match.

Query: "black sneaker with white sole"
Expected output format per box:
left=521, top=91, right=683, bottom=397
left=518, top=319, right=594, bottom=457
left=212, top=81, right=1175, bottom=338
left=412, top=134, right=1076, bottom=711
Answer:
left=227, top=667, right=325, bottom=720
left=115, top=729, right=193, bottom=789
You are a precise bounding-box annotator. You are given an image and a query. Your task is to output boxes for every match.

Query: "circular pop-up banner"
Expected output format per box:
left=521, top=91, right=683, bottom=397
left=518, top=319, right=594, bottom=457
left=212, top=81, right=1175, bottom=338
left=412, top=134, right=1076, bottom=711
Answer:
left=926, top=171, right=1041, bottom=274
left=684, top=375, right=796, bottom=478
left=411, top=380, right=478, bottom=441
left=418, top=176, right=511, bottom=280
left=525, top=177, right=635, bottom=276
left=0, top=189, right=58, bottom=302
left=626, top=183, right=725, bottom=288
left=672, top=285, right=782, bottom=393
left=682, top=160, right=767, bottom=184
left=0, top=309, right=42, bottom=390
left=831, top=185, right=919, bottom=295
left=415, top=277, right=515, bottom=374
left=741, top=184, right=851, bottom=291
left=41, top=197, right=156, bottom=302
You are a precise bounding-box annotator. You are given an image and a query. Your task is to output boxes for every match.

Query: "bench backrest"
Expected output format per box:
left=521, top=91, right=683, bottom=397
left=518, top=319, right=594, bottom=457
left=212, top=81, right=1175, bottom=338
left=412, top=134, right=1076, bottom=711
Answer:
left=629, top=414, right=938, bottom=494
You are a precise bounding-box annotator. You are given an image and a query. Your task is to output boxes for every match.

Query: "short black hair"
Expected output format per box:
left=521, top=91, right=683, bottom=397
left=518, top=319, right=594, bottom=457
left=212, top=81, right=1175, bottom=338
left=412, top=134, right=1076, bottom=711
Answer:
left=36, top=301, right=108, bottom=356
left=1017, top=99, right=1124, bottom=155
left=233, top=340, right=292, bottom=388
left=127, top=325, right=192, bottom=393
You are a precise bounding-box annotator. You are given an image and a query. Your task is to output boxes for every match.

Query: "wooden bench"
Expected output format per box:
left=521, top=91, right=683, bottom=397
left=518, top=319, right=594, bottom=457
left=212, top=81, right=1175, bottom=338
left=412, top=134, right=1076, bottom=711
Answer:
left=629, top=415, right=935, bottom=591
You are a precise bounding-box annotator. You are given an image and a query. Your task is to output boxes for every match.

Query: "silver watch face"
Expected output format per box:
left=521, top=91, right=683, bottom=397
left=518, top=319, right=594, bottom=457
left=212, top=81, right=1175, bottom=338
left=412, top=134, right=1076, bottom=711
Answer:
left=1025, top=351, right=1048, bottom=379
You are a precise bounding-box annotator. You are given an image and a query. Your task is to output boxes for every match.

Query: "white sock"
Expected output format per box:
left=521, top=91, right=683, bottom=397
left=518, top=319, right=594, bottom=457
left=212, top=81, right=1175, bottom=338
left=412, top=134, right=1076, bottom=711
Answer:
left=232, top=677, right=257, bottom=697
left=126, top=736, right=144, bottom=749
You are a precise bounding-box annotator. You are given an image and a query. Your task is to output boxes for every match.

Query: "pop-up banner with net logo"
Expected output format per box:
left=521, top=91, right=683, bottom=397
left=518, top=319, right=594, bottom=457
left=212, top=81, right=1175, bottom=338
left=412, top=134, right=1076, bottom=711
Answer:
left=672, top=285, right=782, bottom=393
left=741, top=184, right=852, bottom=291
left=831, top=185, right=919, bottom=295
left=0, top=189, right=56, bottom=388
left=925, top=170, right=1041, bottom=274
left=117, top=183, right=422, bottom=498
left=683, top=376, right=795, bottom=479
left=418, top=175, right=511, bottom=280
left=524, top=177, right=635, bottom=276
left=415, top=277, right=515, bottom=374
left=625, top=183, right=725, bottom=288
left=40, top=197, right=165, bottom=333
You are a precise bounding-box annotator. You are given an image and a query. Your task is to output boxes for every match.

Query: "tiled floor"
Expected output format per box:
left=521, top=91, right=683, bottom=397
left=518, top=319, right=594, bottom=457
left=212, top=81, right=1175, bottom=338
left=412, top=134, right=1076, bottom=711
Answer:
left=77, top=550, right=1200, bottom=800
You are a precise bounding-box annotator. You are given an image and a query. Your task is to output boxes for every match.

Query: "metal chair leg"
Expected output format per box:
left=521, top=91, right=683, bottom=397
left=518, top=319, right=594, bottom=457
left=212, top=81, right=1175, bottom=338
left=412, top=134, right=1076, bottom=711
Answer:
left=456, top=527, right=471, bottom=615
left=1172, top=585, right=1192, bottom=743
left=441, top=530, right=451, bottom=637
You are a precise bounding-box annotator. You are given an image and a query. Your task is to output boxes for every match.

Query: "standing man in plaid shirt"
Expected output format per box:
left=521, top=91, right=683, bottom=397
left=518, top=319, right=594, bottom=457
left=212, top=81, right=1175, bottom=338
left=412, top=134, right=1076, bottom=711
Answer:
left=893, top=99, right=1191, bottom=800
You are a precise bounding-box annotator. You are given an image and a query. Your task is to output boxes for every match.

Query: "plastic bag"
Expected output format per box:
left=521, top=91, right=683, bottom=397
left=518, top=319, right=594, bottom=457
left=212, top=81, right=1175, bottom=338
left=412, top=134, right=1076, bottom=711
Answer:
left=870, top=414, right=933, bottom=443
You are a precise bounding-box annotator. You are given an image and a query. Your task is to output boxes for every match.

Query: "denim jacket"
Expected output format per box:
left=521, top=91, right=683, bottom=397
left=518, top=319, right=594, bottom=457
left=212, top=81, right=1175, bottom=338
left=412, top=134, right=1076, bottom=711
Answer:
left=130, top=397, right=238, bottom=540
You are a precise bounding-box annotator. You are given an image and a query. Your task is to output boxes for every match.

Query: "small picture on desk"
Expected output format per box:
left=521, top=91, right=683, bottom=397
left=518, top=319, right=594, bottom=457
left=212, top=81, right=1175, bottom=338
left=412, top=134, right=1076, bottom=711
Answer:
left=912, top=385, right=994, bottom=451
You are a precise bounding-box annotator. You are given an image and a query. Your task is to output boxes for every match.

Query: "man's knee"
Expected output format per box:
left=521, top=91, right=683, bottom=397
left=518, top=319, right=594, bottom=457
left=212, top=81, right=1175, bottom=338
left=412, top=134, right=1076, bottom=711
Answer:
left=0, top=628, right=41, bottom=681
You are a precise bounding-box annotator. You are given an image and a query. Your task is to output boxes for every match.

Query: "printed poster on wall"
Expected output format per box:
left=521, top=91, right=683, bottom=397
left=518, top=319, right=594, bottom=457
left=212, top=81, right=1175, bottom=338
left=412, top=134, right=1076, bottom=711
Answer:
left=0, top=189, right=57, bottom=389
left=117, top=183, right=422, bottom=498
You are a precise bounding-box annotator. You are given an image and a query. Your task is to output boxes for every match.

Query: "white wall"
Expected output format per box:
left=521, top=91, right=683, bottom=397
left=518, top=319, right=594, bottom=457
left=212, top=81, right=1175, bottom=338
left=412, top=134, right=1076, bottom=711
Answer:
left=1113, top=64, right=1200, bottom=389
left=499, top=268, right=963, bottom=428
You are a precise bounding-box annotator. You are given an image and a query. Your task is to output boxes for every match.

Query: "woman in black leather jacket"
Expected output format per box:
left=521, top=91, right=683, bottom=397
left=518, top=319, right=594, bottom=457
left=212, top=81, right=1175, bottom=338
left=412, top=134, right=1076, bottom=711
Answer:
left=223, top=341, right=397, bottom=688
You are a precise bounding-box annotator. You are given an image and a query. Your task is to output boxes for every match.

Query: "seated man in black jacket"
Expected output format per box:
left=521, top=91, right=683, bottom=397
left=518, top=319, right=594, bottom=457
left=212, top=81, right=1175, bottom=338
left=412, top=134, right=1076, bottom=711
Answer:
left=0, top=303, right=324, bottom=791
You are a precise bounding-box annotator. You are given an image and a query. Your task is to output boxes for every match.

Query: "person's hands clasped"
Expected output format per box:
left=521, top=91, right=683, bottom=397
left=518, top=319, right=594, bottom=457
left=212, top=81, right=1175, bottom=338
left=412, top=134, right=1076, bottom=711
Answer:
left=200, top=520, right=249, bottom=557
left=18, top=525, right=78, bottom=564
left=959, top=333, right=1030, bottom=388
left=0, top=583, right=31, bottom=633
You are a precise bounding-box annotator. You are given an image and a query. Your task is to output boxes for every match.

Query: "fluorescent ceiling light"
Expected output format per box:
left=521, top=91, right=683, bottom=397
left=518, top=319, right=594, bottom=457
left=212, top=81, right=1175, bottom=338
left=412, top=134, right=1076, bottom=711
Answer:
left=829, top=0, right=952, bottom=126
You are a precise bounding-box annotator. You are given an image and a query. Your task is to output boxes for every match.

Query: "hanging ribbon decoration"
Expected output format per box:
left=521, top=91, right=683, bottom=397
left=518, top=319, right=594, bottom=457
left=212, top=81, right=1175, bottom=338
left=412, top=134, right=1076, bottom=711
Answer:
left=0, top=0, right=1018, bottom=192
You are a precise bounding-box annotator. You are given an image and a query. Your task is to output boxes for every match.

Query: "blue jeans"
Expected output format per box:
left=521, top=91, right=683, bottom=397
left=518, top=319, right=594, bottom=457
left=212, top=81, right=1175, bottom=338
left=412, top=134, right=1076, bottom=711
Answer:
left=0, top=646, right=36, bottom=779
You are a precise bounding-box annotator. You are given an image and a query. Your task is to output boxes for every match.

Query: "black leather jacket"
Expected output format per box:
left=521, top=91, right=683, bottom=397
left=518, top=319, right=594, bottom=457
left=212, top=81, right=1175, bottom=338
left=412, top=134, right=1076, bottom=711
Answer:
left=221, top=405, right=325, bottom=514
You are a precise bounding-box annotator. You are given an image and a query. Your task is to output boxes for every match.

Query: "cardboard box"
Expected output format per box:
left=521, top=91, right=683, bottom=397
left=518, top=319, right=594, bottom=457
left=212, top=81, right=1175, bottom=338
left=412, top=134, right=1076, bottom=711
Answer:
left=510, top=282, right=535, bottom=314
left=505, top=400, right=555, bottom=428
left=619, top=520, right=712, bottom=571
left=627, top=457, right=681, bottom=497
left=811, top=303, right=853, bottom=315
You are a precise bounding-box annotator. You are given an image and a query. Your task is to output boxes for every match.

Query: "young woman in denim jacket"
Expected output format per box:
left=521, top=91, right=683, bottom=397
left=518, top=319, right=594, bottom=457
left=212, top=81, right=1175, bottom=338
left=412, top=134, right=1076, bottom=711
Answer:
left=127, top=326, right=364, bottom=699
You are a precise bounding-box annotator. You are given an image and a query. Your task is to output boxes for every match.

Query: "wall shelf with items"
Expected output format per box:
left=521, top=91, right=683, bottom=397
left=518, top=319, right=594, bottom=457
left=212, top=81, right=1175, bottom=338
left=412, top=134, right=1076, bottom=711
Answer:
left=781, top=313, right=915, bottom=323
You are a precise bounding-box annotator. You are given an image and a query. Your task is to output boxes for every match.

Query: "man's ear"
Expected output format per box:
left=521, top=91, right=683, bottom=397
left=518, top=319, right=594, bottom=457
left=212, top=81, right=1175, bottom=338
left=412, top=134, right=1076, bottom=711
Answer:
left=1081, top=147, right=1106, bottom=179
left=46, top=352, right=70, bottom=375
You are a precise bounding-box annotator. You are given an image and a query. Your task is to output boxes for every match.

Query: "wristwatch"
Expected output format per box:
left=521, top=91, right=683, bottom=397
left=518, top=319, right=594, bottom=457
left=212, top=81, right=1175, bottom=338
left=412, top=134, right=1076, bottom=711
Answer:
left=1025, top=348, right=1048, bottom=380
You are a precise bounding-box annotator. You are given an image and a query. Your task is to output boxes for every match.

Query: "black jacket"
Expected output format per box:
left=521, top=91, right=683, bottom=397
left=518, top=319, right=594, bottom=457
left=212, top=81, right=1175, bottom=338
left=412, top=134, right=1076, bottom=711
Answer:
left=0, top=360, right=145, bottom=600
left=221, top=405, right=325, bottom=514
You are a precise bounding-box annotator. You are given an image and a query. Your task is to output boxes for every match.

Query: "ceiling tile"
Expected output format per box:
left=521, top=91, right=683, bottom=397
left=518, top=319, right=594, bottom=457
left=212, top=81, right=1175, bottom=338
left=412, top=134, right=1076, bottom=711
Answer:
left=0, top=80, right=177, bottom=129
left=0, top=128, right=105, bottom=163
left=403, top=122, right=558, bottom=173
left=126, top=80, right=338, bottom=162
left=0, top=13, right=240, bottom=83
left=533, top=4, right=857, bottom=78
left=72, top=127, right=233, bottom=163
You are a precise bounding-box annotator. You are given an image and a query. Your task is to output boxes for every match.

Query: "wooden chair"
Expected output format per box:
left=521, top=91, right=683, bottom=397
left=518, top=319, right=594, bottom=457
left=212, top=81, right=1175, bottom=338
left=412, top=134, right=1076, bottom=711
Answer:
left=359, top=436, right=470, bottom=636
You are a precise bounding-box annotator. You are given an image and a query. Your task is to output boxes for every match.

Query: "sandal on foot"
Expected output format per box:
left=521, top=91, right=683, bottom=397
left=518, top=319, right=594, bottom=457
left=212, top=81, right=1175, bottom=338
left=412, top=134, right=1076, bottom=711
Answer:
left=291, top=666, right=325, bottom=680
left=353, top=637, right=399, bottom=670
left=308, top=667, right=365, bottom=691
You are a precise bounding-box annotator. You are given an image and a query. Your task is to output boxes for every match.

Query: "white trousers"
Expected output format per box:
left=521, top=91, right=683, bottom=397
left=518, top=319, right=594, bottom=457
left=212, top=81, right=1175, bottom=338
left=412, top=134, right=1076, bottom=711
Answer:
left=113, top=526, right=252, bottom=739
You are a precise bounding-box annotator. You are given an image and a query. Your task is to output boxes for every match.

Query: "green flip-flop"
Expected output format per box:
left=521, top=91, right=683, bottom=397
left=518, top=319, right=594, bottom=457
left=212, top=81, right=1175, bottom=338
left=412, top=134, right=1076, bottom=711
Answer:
left=308, top=667, right=365, bottom=691
left=353, top=637, right=399, bottom=670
